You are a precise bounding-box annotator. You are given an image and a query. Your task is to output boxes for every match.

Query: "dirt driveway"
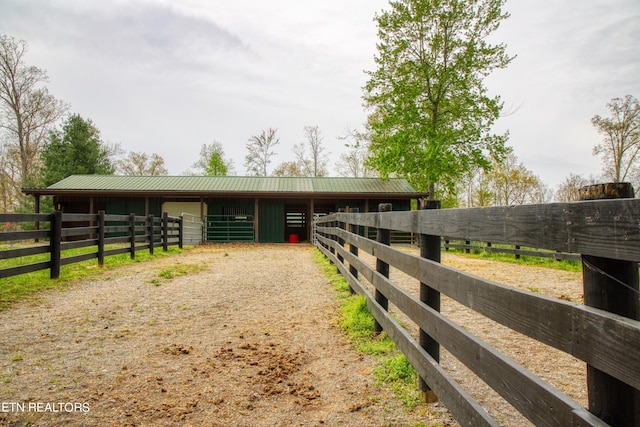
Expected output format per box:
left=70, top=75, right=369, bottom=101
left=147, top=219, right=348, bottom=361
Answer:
left=0, top=244, right=587, bottom=426
left=0, top=244, right=435, bottom=426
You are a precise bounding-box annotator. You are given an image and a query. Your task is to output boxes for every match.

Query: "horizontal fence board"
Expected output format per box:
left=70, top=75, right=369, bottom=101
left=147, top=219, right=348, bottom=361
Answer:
left=0, top=213, right=51, bottom=222
left=319, top=199, right=640, bottom=261
left=104, top=214, right=132, bottom=222
left=61, top=239, right=99, bottom=251
left=316, top=241, right=500, bottom=427
left=104, top=247, right=131, bottom=257
left=60, top=252, right=97, bottom=266
left=322, top=235, right=600, bottom=427
left=0, top=245, right=50, bottom=260
left=61, top=227, right=97, bottom=237
left=61, top=214, right=96, bottom=222
left=332, top=227, right=640, bottom=392
left=104, top=236, right=131, bottom=245
left=0, top=229, right=50, bottom=242
left=104, top=225, right=131, bottom=234
left=0, top=261, right=50, bottom=278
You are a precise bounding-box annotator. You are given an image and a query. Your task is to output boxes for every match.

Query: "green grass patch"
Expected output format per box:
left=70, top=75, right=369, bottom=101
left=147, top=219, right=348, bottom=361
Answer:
left=155, top=263, right=206, bottom=282
left=314, top=249, right=421, bottom=408
left=443, top=244, right=582, bottom=273
left=0, top=244, right=188, bottom=311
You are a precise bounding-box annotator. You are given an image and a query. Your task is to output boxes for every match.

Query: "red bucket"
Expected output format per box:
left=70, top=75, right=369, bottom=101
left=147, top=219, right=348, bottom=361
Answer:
left=288, top=234, right=299, bottom=243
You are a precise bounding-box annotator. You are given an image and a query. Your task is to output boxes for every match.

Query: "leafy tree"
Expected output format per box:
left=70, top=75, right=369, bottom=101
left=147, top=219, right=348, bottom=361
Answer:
left=272, top=161, right=304, bottom=177
left=591, top=95, right=640, bottom=186
left=205, top=152, right=228, bottom=176
left=0, top=34, right=67, bottom=197
left=41, top=114, right=114, bottom=186
left=191, top=141, right=235, bottom=176
left=117, top=151, right=168, bottom=175
left=363, top=0, right=513, bottom=198
left=459, top=168, right=493, bottom=207
left=244, top=128, right=279, bottom=176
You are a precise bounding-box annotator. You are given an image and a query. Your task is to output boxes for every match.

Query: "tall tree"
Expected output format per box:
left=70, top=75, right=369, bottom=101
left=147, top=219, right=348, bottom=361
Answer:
left=117, top=151, right=168, bottom=175
left=294, top=126, right=329, bottom=177
left=0, top=35, right=67, bottom=189
left=244, top=128, right=279, bottom=176
left=191, top=141, right=235, bottom=176
left=487, top=153, right=544, bottom=206
left=41, top=114, right=114, bottom=186
left=591, top=95, right=640, bottom=186
left=336, top=127, right=377, bottom=178
left=555, top=173, right=591, bottom=202
left=363, top=0, right=512, bottom=198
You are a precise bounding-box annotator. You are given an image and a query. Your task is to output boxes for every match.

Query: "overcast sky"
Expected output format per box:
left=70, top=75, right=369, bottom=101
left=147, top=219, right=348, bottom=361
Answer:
left=1, top=0, right=638, bottom=190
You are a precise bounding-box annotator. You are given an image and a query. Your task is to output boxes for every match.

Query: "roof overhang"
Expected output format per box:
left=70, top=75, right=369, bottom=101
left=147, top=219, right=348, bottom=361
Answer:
left=22, top=188, right=424, bottom=200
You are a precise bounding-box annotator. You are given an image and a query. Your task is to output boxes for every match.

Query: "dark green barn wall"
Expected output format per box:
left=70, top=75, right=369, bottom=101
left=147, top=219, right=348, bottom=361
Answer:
left=106, top=200, right=161, bottom=216
left=258, top=201, right=285, bottom=243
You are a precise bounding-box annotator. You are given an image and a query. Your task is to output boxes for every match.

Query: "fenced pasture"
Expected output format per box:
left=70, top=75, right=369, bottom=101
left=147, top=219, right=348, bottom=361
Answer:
left=314, top=198, right=640, bottom=426
left=0, top=211, right=183, bottom=279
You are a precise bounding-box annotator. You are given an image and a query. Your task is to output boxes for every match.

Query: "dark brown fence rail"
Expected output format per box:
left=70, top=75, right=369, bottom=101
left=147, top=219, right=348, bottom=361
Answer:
left=314, top=198, right=640, bottom=427
left=1, top=211, right=183, bottom=279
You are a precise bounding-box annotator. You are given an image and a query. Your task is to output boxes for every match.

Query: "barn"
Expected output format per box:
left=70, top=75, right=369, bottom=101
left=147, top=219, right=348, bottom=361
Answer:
left=23, top=175, right=423, bottom=243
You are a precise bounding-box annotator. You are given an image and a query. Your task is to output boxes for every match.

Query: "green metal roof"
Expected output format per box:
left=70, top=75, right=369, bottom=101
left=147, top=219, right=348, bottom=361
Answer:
left=42, top=175, right=421, bottom=195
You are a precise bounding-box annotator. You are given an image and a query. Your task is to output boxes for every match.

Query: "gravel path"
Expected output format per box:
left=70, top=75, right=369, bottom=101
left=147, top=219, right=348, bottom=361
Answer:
left=0, top=244, right=435, bottom=426
left=0, top=244, right=586, bottom=426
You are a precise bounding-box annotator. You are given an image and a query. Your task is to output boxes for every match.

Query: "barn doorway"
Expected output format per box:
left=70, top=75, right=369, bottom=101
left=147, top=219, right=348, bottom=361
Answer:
left=285, top=204, right=308, bottom=242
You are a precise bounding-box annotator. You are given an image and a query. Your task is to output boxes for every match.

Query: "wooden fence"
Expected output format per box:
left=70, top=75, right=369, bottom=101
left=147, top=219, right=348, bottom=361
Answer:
left=314, top=198, right=640, bottom=427
left=0, top=211, right=183, bottom=279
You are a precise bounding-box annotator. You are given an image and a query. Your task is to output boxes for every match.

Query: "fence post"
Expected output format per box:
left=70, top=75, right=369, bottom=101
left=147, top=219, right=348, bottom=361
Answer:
left=419, top=199, right=441, bottom=403
left=148, top=214, right=154, bottom=255
left=374, top=203, right=392, bottom=334
left=178, top=216, right=184, bottom=249
left=97, top=210, right=105, bottom=267
left=336, top=208, right=345, bottom=273
left=162, top=212, right=169, bottom=251
left=348, top=208, right=359, bottom=294
left=579, top=182, right=639, bottom=427
left=129, top=213, right=136, bottom=260
left=50, top=211, right=62, bottom=279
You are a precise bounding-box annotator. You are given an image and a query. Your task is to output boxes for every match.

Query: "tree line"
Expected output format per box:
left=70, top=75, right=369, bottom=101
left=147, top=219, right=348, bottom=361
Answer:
left=2, top=0, right=638, bottom=215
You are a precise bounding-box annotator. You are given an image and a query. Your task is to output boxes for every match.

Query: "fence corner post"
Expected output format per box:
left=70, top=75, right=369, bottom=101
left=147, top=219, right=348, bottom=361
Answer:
left=419, top=198, right=441, bottom=403
left=348, top=208, right=359, bottom=294
left=179, top=215, right=184, bottom=249
left=50, top=210, right=62, bottom=279
left=97, top=210, right=105, bottom=267
left=336, top=208, right=345, bottom=273
left=148, top=214, right=155, bottom=255
left=162, top=212, right=169, bottom=252
left=579, top=182, right=639, bottom=427
left=374, top=203, right=392, bottom=334
left=129, top=213, right=136, bottom=260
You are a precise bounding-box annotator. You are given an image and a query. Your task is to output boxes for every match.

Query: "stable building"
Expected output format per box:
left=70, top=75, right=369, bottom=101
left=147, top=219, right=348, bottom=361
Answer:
left=23, top=175, right=423, bottom=244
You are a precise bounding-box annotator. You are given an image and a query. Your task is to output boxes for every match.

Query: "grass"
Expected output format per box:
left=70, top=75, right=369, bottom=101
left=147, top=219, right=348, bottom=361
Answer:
left=314, top=249, right=422, bottom=409
left=154, top=263, right=206, bottom=283
left=0, top=244, right=187, bottom=311
left=441, top=243, right=583, bottom=273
